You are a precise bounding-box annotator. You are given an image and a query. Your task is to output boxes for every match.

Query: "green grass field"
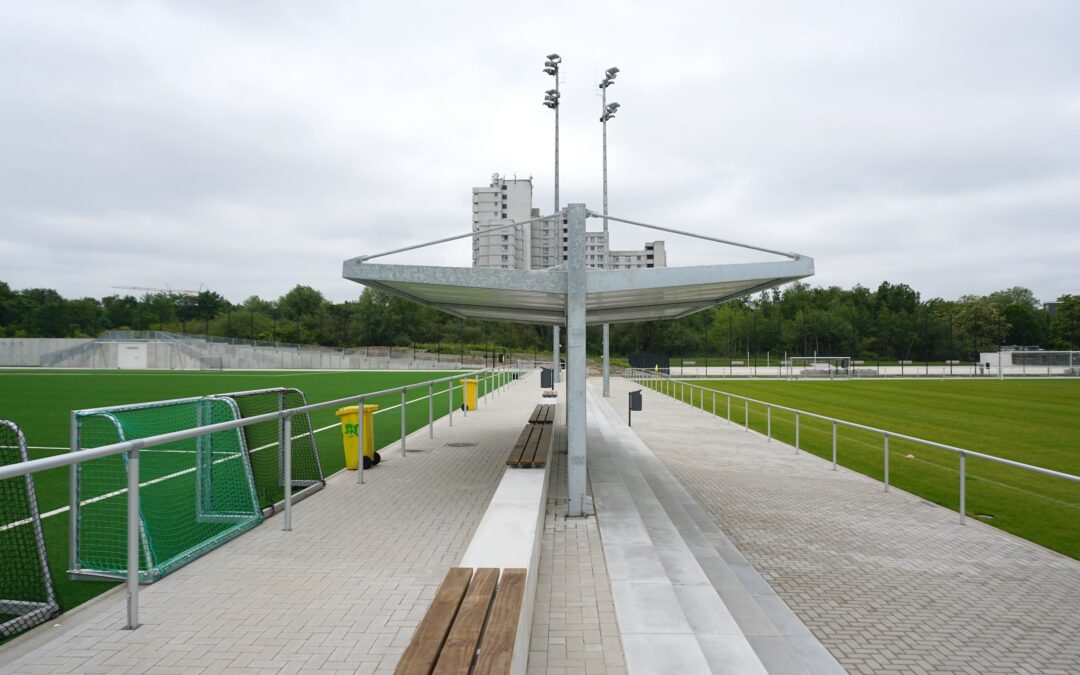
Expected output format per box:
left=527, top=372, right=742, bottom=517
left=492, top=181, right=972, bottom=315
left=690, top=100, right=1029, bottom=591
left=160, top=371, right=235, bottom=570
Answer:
left=0, top=368, right=501, bottom=628
left=651, top=378, right=1080, bottom=559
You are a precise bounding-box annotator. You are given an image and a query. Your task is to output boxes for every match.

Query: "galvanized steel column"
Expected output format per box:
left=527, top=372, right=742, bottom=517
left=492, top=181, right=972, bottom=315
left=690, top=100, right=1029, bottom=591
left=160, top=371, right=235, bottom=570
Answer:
left=566, top=203, right=588, bottom=517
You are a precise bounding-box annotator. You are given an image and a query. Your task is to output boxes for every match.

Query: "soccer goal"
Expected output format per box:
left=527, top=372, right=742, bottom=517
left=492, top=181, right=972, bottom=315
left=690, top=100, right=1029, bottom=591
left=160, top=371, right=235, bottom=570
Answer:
left=209, top=387, right=325, bottom=512
left=71, top=396, right=263, bottom=582
left=0, top=420, right=60, bottom=638
left=786, top=356, right=852, bottom=380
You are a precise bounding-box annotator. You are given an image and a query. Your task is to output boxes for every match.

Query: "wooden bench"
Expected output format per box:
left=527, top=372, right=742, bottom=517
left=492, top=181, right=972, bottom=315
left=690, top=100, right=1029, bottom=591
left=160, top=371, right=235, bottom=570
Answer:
left=527, top=405, right=555, bottom=424
left=540, top=390, right=557, bottom=399
left=505, top=422, right=551, bottom=468
left=395, top=567, right=527, bottom=675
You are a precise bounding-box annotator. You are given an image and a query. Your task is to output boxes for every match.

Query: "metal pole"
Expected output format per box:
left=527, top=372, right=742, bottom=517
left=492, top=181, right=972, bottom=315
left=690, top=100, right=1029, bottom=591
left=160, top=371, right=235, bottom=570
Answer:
left=601, top=72, right=614, bottom=398
left=744, top=400, right=749, bottom=431
left=566, top=204, right=588, bottom=517
left=401, top=388, right=407, bottom=456
left=712, top=392, right=716, bottom=419
left=832, top=421, right=837, bottom=470
left=884, top=433, right=890, bottom=491
left=727, top=395, right=731, bottom=423
left=448, top=381, right=453, bottom=426
left=283, top=415, right=292, bottom=531
left=428, top=382, right=434, bottom=438
left=767, top=406, right=772, bottom=441
left=795, top=413, right=800, bottom=452
left=126, top=448, right=140, bottom=630
left=69, top=411, right=79, bottom=575
left=960, top=452, right=966, bottom=525
left=357, top=397, right=365, bottom=484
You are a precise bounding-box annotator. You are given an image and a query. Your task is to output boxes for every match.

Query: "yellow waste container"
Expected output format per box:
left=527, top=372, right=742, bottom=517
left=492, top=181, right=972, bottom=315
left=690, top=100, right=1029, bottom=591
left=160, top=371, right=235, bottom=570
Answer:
left=460, top=378, right=478, bottom=411
left=335, top=404, right=380, bottom=469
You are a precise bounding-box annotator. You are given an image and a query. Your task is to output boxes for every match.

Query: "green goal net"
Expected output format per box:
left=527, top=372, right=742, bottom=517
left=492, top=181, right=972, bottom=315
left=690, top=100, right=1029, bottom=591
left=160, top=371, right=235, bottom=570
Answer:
left=0, top=420, right=60, bottom=638
left=72, top=397, right=262, bottom=582
left=211, top=388, right=324, bottom=511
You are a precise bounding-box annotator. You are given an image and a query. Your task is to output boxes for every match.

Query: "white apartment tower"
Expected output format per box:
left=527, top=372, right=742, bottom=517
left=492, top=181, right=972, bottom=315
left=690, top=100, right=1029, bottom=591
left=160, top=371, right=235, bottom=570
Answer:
left=471, top=175, right=666, bottom=271
left=472, top=174, right=534, bottom=269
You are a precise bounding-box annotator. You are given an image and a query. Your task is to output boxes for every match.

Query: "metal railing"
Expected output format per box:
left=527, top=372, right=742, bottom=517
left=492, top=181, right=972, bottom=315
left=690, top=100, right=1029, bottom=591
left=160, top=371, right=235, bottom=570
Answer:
left=0, top=366, right=529, bottom=631
left=625, top=368, right=1080, bottom=524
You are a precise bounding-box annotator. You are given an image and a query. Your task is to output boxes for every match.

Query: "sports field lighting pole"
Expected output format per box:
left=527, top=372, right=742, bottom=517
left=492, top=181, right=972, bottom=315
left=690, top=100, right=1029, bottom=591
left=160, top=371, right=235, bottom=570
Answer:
left=544, top=53, right=562, bottom=383
left=599, top=66, right=619, bottom=397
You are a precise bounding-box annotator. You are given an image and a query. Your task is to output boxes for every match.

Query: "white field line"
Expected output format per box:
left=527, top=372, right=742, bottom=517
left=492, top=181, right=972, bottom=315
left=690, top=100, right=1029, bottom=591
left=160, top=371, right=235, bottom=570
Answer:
left=2, top=383, right=479, bottom=531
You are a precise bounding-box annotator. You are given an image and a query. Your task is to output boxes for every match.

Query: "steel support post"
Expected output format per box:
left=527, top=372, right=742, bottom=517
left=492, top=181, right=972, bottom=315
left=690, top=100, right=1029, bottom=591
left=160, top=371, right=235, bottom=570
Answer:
left=401, top=389, right=407, bottom=455
left=795, top=413, right=800, bottom=452
left=884, top=433, right=890, bottom=491
left=566, top=204, right=588, bottom=517
left=959, top=452, right=966, bottom=525
left=283, top=415, right=293, bottom=531
left=126, top=448, right=140, bottom=630
left=832, top=421, right=837, bottom=470
left=554, top=326, right=561, bottom=384
left=357, top=397, right=365, bottom=484
left=428, top=383, right=434, bottom=438
left=744, top=400, right=749, bottom=431
left=767, top=406, right=772, bottom=441
left=602, top=324, right=610, bottom=396
left=448, top=381, right=453, bottom=426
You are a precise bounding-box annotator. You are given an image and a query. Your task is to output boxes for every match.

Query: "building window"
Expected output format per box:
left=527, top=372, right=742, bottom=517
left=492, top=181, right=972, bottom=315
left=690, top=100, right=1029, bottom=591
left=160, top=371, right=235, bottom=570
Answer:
left=501, top=255, right=508, bottom=261
left=502, top=234, right=508, bottom=240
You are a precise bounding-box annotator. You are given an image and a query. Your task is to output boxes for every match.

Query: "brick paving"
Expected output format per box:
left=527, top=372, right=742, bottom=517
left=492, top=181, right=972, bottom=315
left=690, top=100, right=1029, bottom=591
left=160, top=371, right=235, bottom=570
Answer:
left=0, top=374, right=543, bottom=674
left=610, top=376, right=1080, bottom=674
left=529, top=421, right=627, bottom=675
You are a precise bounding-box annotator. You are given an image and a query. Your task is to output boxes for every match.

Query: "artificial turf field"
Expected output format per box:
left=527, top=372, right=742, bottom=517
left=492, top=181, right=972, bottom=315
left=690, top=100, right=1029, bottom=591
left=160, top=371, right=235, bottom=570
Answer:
left=654, top=378, right=1080, bottom=559
left=0, top=368, right=492, bottom=625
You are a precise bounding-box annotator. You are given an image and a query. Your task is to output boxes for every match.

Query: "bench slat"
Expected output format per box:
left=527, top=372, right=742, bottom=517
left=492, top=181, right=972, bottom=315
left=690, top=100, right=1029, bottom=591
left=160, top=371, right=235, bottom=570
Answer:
left=528, top=405, right=543, bottom=424
left=473, top=569, right=527, bottom=675
left=395, top=567, right=473, bottom=675
left=522, top=423, right=545, bottom=466
left=531, top=425, right=551, bottom=468
left=433, top=568, right=499, bottom=675
left=505, top=426, right=535, bottom=467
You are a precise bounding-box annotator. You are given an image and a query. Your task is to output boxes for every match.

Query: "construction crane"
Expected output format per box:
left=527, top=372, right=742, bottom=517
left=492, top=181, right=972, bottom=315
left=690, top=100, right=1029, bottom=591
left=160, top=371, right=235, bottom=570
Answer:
left=112, top=285, right=202, bottom=296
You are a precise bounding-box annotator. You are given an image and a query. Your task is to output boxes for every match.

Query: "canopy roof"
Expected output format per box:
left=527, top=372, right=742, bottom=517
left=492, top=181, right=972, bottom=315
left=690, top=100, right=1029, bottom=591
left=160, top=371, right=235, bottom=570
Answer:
left=341, top=257, right=814, bottom=325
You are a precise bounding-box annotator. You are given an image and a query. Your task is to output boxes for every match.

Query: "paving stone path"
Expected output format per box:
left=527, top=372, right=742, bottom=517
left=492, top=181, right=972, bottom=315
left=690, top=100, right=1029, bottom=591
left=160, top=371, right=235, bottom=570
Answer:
left=610, top=376, right=1080, bottom=674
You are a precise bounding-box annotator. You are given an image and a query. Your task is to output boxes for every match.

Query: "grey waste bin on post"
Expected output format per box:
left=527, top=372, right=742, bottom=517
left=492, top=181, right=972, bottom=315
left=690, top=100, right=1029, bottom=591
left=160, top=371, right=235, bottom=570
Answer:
left=629, top=389, right=642, bottom=426
left=541, top=367, right=553, bottom=389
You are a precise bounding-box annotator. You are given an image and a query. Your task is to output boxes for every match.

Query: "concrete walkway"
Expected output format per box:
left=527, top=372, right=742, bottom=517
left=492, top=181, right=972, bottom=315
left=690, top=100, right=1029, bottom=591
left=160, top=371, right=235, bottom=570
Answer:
left=0, top=373, right=545, bottom=674
left=608, top=376, right=1080, bottom=674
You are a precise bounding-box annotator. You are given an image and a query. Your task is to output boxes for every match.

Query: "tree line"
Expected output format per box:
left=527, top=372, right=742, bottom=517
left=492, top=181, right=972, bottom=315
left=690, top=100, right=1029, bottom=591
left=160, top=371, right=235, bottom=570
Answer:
left=1, top=280, right=1077, bottom=361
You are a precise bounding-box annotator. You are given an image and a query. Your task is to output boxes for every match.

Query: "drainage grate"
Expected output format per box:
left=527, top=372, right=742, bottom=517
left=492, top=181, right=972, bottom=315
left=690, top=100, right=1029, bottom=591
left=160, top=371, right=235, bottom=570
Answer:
left=446, top=442, right=476, bottom=448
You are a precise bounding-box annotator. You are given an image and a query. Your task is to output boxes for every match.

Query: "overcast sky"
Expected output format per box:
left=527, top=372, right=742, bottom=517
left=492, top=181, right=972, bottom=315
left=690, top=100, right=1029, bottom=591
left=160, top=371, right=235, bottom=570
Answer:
left=2, top=1, right=1078, bottom=305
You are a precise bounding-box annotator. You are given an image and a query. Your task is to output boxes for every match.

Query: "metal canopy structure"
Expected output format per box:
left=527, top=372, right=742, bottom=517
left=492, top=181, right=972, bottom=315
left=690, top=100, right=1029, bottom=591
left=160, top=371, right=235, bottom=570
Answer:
left=343, top=204, right=814, bottom=516
left=341, top=260, right=812, bottom=326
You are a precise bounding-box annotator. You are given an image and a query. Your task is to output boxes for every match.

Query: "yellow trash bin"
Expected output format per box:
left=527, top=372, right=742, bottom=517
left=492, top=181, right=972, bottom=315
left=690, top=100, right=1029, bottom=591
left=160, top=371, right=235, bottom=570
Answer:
left=335, top=404, right=380, bottom=469
left=460, top=378, right=478, bottom=411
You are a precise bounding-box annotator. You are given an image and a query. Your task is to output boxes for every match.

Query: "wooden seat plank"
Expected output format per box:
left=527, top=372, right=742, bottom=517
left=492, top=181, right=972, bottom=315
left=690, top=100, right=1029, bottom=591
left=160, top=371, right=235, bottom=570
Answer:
left=395, top=567, right=473, bottom=675
left=505, top=425, right=535, bottom=467
left=531, top=425, right=551, bottom=468
left=473, top=569, right=527, bottom=675
left=528, top=405, right=544, bottom=424
left=433, top=568, right=499, bottom=675
left=522, top=423, right=545, bottom=466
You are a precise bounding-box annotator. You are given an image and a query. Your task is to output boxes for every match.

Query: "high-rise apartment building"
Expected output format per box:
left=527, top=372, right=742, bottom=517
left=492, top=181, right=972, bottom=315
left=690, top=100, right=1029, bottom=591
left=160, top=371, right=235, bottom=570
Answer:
left=472, top=174, right=534, bottom=269
left=471, top=175, right=665, bottom=272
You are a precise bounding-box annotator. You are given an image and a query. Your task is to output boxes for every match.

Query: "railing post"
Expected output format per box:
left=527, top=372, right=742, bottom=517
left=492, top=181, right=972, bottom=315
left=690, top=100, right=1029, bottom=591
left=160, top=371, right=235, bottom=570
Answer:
left=712, top=392, right=716, bottom=419
left=448, top=381, right=454, bottom=426
left=795, top=413, right=800, bottom=452
left=357, top=397, right=365, bottom=484
left=69, top=411, right=79, bottom=575
left=428, top=383, right=434, bottom=438
left=283, top=414, right=293, bottom=531
left=744, top=400, right=749, bottom=431
left=126, top=448, right=140, bottom=630
left=883, top=433, right=890, bottom=491
left=767, top=406, right=771, bottom=442
left=727, top=396, right=731, bottom=423
left=401, top=388, right=408, bottom=456
left=959, top=452, right=966, bottom=525
left=832, top=421, right=837, bottom=470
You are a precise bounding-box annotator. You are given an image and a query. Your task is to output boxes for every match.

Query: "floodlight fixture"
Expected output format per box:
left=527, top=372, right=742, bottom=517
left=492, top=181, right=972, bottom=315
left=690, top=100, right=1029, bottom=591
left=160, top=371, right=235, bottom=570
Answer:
left=547, top=53, right=561, bottom=62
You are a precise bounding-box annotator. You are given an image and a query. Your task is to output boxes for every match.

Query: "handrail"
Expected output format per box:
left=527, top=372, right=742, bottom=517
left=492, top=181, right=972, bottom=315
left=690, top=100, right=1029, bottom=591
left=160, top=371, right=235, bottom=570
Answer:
left=624, top=368, right=1080, bottom=485
left=0, top=364, right=529, bottom=631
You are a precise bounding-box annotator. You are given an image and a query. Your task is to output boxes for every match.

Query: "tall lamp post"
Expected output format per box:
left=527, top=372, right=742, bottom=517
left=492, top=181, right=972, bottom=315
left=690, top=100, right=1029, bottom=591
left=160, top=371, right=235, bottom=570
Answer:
left=599, top=66, right=619, bottom=396
left=544, top=53, right=562, bottom=382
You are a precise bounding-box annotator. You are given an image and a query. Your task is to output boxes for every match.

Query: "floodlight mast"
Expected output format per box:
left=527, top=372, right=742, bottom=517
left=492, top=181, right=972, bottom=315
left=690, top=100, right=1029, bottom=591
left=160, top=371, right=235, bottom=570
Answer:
left=599, top=66, right=619, bottom=397
left=545, top=53, right=562, bottom=382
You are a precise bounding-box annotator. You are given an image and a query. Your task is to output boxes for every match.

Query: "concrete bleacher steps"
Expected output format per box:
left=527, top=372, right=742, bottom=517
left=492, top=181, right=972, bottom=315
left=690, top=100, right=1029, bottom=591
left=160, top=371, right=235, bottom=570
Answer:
left=586, top=384, right=845, bottom=675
